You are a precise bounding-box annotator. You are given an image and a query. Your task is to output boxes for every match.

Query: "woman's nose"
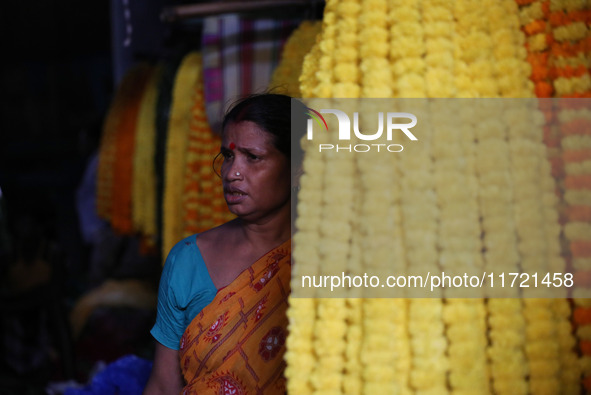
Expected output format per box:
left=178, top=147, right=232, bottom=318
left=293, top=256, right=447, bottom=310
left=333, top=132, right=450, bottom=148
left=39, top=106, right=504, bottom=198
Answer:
left=225, top=160, right=243, bottom=181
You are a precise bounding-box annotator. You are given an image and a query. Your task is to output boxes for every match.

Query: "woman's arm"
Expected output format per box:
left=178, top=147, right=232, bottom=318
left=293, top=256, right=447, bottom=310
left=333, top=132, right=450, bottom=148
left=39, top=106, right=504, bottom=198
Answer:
left=143, top=342, right=184, bottom=394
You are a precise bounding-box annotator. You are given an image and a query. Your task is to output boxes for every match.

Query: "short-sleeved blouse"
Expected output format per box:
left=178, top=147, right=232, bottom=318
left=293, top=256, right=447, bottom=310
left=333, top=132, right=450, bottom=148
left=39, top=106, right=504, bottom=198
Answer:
left=150, top=235, right=217, bottom=350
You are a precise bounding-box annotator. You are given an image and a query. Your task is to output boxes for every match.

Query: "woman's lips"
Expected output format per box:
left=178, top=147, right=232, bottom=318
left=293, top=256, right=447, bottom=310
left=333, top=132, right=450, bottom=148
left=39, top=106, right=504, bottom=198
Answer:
left=224, top=187, right=247, bottom=204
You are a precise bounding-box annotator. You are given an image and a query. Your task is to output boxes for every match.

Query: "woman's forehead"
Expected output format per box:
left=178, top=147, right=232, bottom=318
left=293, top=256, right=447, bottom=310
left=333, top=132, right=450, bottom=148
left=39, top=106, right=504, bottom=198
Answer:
left=222, top=121, right=274, bottom=146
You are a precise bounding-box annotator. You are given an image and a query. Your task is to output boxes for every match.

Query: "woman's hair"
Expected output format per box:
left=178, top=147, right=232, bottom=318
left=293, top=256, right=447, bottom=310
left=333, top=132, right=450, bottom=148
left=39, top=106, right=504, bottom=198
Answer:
left=222, top=93, right=308, bottom=164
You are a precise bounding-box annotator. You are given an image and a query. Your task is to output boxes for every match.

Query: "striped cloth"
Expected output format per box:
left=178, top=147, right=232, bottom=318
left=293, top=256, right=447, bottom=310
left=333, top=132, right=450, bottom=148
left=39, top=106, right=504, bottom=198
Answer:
left=201, top=14, right=302, bottom=133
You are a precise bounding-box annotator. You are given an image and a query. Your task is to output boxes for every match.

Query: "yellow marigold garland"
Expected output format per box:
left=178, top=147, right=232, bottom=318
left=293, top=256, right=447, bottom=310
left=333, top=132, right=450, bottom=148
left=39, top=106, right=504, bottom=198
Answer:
left=389, top=0, right=425, bottom=98
left=355, top=101, right=408, bottom=394
left=286, top=114, right=326, bottom=394
left=270, top=20, right=322, bottom=97
left=162, top=52, right=202, bottom=260
left=433, top=100, right=489, bottom=393
left=476, top=4, right=529, bottom=393
left=400, top=105, right=447, bottom=394
left=132, top=64, right=163, bottom=247
left=474, top=101, right=527, bottom=394
left=181, top=55, right=233, bottom=237
left=286, top=0, right=584, bottom=393
left=332, top=0, right=361, bottom=98
left=311, top=102, right=355, bottom=393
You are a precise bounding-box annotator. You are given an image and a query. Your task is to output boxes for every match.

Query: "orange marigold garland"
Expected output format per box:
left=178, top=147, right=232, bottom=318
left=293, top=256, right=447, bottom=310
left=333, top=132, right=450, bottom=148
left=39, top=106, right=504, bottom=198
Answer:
left=547, top=0, right=591, bottom=389
left=181, top=54, right=233, bottom=237
left=97, top=63, right=152, bottom=233
left=162, top=52, right=202, bottom=260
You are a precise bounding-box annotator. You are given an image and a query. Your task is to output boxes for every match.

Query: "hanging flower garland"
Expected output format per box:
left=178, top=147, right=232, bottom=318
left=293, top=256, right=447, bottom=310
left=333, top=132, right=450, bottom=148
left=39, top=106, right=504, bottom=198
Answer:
left=285, top=0, right=583, bottom=392
left=132, top=64, right=163, bottom=249
left=400, top=104, right=447, bottom=394
left=269, top=20, right=322, bottom=97
left=518, top=0, right=553, bottom=97
left=433, top=103, right=488, bottom=394
left=161, top=52, right=202, bottom=260
left=97, top=63, right=152, bottom=233
left=472, top=101, right=528, bottom=394
left=180, top=53, right=233, bottom=237
left=546, top=0, right=591, bottom=388
left=286, top=105, right=327, bottom=393
left=506, top=104, right=563, bottom=393
left=312, top=99, right=355, bottom=393
left=332, top=0, right=361, bottom=98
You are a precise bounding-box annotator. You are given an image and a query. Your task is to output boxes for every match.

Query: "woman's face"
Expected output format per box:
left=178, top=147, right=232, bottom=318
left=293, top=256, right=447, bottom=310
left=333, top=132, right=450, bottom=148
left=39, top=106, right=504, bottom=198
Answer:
left=220, top=121, right=291, bottom=223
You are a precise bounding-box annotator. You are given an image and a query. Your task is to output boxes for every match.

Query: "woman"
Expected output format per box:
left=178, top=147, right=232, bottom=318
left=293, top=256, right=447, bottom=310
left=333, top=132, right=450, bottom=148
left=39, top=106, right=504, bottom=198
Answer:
left=144, top=94, right=306, bottom=394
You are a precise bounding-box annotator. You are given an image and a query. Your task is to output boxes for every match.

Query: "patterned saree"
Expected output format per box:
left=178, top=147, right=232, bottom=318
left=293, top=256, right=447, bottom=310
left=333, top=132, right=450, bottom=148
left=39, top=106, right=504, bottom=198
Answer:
left=179, top=240, right=291, bottom=395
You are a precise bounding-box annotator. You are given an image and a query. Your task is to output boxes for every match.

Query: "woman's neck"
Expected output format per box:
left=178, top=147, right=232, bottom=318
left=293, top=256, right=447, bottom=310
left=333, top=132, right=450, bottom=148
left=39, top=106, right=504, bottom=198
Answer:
left=233, top=211, right=291, bottom=249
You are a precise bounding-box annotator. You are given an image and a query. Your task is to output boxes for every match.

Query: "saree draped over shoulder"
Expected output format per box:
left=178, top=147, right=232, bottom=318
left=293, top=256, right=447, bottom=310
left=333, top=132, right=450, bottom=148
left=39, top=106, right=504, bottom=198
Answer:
left=179, top=240, right=291, bottom=395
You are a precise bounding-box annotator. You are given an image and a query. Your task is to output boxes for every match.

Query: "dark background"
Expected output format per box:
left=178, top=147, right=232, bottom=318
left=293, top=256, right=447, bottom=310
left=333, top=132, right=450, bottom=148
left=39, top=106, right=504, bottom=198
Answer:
left=0, top=1, right=195, bottom=392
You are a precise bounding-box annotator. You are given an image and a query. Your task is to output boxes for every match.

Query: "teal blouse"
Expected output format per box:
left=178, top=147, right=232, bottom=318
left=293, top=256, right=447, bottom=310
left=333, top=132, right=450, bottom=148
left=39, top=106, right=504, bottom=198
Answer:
left=150, top=235, right=217, bottom=350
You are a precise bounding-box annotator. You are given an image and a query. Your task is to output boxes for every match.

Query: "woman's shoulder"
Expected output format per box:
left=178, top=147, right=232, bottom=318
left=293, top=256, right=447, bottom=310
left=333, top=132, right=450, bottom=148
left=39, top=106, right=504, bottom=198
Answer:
left=166, top=235, right=201, bottom=264
left=163, top=235, right=211, bottom=287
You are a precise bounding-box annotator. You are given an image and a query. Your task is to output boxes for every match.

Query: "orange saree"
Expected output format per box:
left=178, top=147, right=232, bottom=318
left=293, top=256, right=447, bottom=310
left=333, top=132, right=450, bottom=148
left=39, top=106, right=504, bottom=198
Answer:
left=178, top=240, right=291, bottom=395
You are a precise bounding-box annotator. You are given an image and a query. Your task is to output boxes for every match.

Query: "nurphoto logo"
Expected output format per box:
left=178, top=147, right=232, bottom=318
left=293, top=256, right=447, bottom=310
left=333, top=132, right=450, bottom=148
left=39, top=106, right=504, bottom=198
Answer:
left=305, top=107, right=418, bottom=153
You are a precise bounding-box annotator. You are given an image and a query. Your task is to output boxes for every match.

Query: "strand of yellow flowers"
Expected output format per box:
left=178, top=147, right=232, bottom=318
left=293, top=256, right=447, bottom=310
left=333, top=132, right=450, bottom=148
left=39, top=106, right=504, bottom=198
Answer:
left=358, top=0, right=408, bottom=393
left=422, top=0, right=455, bottom=98
left=359, top=0, right=392, bottom=98
left=507, top=101, right=561, bottom=393
left=437, top=1, right=493, bottom=393
left=269, top=20, right=322, bottom=97
left=286, top=105, right=327, bottom=393
left=477, top=2, right=532, bottom=394
left=473, top=98, right=527, bottom=394
left=404, top=1, right=453, bottom=394
left=332, top=0, right=361, bottom=98
left=400, top=104, right=448, bottom=394
left=307, top=0, right=338, bottom=98
left=132, top=65, right=162, bottom=248
left=435, top=106, right=489, bottom=395
left=311, top=99, right=353, bottom=394
left=161, top=52, right=201, bottom=261
left=391, top=1, right=447, bottom=393
left=354, top=104, right=406, bottom=395
left=389, top=0, right=425, bottom=98
left=298, top=36, right=321, bottom=98
left=344, top=191, right=363, bottom=395
left=329, top=3, right=364, bottom=393
left=282, top=8, right=337, bottom=390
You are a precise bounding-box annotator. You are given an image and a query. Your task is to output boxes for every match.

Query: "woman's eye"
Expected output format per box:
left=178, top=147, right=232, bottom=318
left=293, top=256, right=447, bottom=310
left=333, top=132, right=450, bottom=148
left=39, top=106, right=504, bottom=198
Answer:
left=221, top=150, right=233, bottom=159
left=247, top=153, right=259, bottom=160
